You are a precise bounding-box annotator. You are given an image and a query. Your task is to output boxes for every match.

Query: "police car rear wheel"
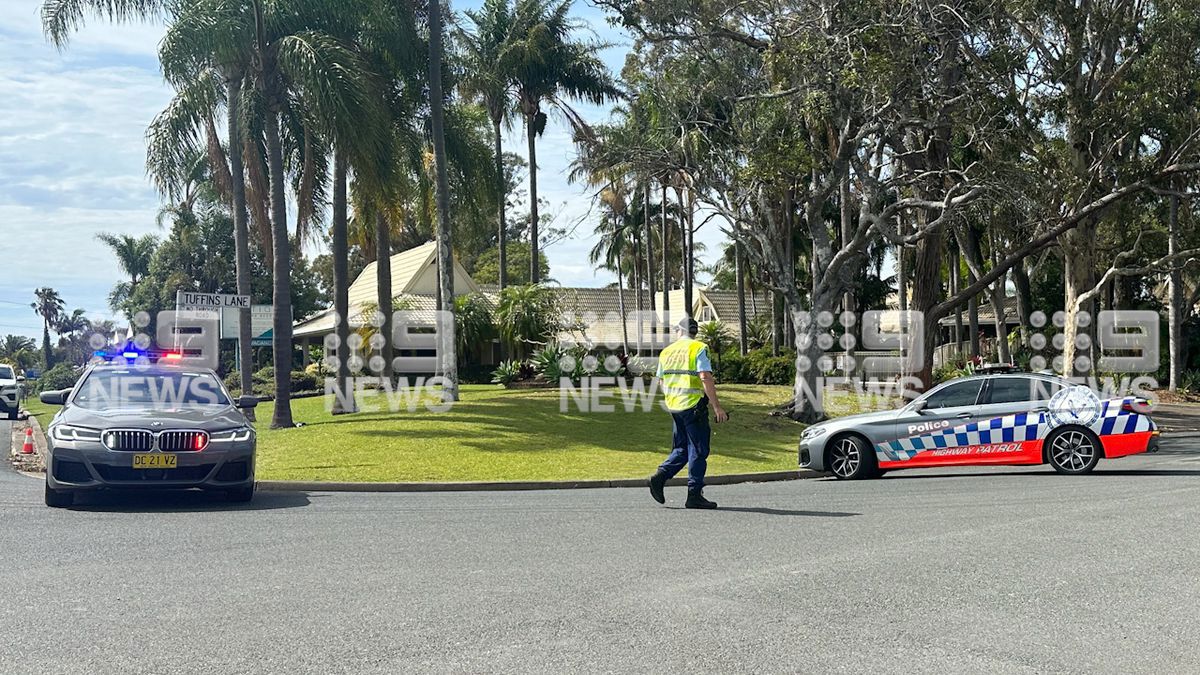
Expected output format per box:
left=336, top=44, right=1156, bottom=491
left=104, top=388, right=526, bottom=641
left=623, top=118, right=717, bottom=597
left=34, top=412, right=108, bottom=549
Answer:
left=1047, top=428, right=1100, bottom=475
left=829, top=435, right=876, bottom=480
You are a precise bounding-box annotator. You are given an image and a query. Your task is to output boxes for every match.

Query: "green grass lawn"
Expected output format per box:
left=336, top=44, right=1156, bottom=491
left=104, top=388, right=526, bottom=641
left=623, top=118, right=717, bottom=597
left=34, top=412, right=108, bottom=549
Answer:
left=23, top=383, right=888, bottom=483
left=255, top=384, right=804, bottom=482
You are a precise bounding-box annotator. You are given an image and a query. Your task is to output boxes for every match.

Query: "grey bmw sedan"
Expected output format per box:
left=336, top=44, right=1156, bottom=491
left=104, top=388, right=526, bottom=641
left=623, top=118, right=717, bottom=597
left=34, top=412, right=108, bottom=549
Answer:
left=40, top=363, right=258, bottom=507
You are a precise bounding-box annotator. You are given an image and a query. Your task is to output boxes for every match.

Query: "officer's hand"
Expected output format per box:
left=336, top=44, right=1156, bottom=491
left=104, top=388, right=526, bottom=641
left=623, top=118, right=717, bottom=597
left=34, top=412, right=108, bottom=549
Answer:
left=713, top=406, right=730, bottom=423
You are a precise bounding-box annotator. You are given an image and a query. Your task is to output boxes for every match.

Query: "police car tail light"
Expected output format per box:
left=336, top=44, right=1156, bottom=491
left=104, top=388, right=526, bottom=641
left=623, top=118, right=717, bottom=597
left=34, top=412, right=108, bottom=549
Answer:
left=1122, top=398, right=1151, bottom=413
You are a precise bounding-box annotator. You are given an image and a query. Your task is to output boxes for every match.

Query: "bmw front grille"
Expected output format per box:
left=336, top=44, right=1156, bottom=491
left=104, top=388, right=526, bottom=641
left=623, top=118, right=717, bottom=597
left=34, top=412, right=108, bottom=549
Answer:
left=103, top=430, right=154, bottom=452
left=102, top=429, right=209, bottom=452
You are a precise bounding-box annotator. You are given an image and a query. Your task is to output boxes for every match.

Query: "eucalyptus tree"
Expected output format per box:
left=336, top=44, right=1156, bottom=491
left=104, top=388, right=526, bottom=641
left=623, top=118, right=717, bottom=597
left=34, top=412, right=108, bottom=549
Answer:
left=503, top=0, right=618, bottom=283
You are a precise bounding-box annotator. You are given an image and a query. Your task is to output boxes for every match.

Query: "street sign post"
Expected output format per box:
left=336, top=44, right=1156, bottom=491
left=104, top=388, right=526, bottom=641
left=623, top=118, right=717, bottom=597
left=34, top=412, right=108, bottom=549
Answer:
left=176, top=291, right=251, bottom=310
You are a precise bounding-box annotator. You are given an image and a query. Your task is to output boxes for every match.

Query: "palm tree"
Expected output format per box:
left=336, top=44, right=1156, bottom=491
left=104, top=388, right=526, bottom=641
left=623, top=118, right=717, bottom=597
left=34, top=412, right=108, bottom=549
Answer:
left=157, top=0, right=390, bottom=428
left=458, top=0, right=516, bottom=290
left=503, top=0, right=618, bottom=284
left=588, top=213, right=636, bottom=353
left=0, top=335, right=37, bottom=371
left=428, top=0, right=459, bottom=401
left=96, top=232, right=158, bottom=316
left=31, top=288, right=64, bottom=368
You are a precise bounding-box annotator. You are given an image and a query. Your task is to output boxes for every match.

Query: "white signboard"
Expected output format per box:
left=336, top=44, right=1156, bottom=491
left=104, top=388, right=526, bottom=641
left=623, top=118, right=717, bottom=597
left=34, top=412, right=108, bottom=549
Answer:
left=220, top=304, right=275, bottom=344
left=176, top=291, right=251, bottom=310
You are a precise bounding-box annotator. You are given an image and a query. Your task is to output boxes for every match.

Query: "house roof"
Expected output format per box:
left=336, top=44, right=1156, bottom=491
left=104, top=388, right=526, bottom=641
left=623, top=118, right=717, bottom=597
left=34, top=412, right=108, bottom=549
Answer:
left=937, top=295, right=1021, bottom=326
left=295, top=243, right=479, bottom=339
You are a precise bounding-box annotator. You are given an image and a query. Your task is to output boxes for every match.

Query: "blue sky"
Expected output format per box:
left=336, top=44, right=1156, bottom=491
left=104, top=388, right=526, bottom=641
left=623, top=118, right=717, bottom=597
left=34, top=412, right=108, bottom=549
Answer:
left=0, top=0, right=725, bottom=340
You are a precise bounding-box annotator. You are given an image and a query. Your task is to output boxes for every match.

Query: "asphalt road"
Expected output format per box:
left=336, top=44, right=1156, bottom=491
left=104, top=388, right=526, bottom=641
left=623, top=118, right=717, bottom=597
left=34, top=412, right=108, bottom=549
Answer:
left=3, top=419, right=1200, bottom=674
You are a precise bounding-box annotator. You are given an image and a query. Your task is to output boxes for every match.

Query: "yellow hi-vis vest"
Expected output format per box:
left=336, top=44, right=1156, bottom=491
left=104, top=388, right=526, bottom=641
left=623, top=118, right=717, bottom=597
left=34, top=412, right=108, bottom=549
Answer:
left=659, top=338, right=707, bottom=411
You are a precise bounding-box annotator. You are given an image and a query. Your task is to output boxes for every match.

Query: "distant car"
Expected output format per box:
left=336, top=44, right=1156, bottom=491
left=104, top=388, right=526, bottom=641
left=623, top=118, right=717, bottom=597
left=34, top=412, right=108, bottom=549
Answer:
left=40, top=362, right=258, bottom=507
left=800, top=373, right=1159, bottom=479
left=0, top=363, right=24, bottom=420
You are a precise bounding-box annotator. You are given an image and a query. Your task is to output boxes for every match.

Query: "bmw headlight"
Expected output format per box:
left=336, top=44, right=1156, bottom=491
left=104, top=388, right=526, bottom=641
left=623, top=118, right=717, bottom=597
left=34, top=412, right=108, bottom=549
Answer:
left=50, top=424, right=102, bottom=443
left=801, top=425, right=828, bottom=441
left=209, top=427, right=254, bottom=443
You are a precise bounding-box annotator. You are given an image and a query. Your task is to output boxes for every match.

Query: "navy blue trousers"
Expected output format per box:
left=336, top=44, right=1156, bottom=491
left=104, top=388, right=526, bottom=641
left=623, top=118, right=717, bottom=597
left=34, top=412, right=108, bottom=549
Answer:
left=658, top=399, right=711, bottom=490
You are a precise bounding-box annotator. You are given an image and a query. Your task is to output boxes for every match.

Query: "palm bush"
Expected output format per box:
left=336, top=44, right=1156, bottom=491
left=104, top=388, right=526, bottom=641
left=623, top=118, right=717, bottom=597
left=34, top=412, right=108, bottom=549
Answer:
left=454, top=293, right=496, bottom=366
left=495, top=284, right=561, bottom=357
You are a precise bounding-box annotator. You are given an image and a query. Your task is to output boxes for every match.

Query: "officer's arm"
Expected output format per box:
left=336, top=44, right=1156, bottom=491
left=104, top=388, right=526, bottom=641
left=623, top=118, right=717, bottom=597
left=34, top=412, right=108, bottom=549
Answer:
left=699, top=372, right=729, bottom=423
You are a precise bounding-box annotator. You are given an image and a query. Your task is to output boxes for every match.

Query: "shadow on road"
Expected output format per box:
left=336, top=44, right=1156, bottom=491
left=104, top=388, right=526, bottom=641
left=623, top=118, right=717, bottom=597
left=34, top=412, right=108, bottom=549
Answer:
left=668, top=506, right=859, bottom=517
left=870, top=466, right=1200, bottom=481
left=66, top=489, right=311, bottom=513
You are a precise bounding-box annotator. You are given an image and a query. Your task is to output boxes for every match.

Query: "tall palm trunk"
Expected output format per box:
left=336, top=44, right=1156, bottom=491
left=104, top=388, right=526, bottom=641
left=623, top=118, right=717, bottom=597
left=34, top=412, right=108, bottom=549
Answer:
left=331, top=152, right=355, bottom=414
left=375, top=210, right=393, bottom=383
left=226, top=76, right=254, bottom=418
left=735, top=240, right=748, bottom=355
left=493, top=117, right=507, bottom=289
left=660, top=183, right=670, bottom=335
left=644, top=183, right=655, bottom=312
left=616, top=249, right=628, bottom=354
left=264, top=110, right=294, bottom=429
left=525, top=108, right=541, bottom=284
left=428, top=0, right=458, bottom=402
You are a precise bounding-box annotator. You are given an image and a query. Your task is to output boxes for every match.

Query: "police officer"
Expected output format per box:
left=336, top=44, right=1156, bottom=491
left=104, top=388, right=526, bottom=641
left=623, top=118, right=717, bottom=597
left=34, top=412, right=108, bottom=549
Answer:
left=647, top=317, right=729, bottom=509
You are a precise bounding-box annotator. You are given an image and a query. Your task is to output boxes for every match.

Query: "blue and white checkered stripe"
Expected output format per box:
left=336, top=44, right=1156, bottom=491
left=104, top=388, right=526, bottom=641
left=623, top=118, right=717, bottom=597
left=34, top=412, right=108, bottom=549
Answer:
left=1092, top=398, right=1155, bottom=435
left=877, top=412, right=1050, bottom=462
left=876, top=398, right=1153, bottom=462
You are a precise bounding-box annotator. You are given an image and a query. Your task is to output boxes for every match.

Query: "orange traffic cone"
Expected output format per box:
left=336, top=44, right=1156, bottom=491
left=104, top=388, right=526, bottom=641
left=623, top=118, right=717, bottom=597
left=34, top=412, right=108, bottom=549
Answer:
left=21, top=428, right=34, bottom=455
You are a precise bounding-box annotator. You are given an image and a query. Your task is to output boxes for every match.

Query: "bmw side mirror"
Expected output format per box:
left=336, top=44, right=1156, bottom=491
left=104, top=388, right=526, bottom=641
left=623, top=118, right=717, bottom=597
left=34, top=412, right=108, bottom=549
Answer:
left=40, top=390, right=67, bottom=405
left=910, top=399, right=927, bottom=413
left=235, top=395, right=258, bottom=409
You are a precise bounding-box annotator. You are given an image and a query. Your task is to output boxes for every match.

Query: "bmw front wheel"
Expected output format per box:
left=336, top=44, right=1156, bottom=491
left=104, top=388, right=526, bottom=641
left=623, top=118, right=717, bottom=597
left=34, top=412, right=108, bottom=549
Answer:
left=828, top=435, right=877, bottom=480
left=1047, top=428, right=1101, bottom=475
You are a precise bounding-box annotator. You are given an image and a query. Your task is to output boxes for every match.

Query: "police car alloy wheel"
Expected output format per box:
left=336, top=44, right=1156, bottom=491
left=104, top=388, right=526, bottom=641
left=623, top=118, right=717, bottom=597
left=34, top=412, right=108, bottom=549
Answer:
left=1046, top=428, right=1101, bottom=475
left=829, top=435, right=875, bottom=480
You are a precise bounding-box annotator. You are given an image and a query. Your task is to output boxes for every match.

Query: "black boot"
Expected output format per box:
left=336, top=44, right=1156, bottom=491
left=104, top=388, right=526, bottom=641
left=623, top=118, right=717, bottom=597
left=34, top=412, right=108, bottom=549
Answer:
left=648, top=472, right=667, bottom=504
left=685, top=489, right=717, bottom=509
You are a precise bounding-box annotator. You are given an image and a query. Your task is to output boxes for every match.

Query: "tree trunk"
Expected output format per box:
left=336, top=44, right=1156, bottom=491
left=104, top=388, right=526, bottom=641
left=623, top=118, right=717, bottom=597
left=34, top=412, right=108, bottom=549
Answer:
left=428, top=0, right=459, bottom=402
left=678, top=186, right=691, bottom=316
left=950, top=247, right=962, bottom=354
left=644, top=183, right=655, bottom=312
left=735, top=240, right=748, bottom=355
left=375, top=210, right=393, bottom=383
left=525, top=109, right=540, bottom=284
left=660, top=183, right=670, bottom=331
left=1062, top=223, right=1097, bottom=377
left=331, top=152, right=355, bottom=414
left=1013, top=261, right=1032, bottom=348
left=838, top=177, right=854, bottom=380
left=617, top=250, right=628, bottom=354
left=264, top=110, right=294, bottom=429
left=909, top=215, right=944, bottom=387
left=1168, top=189, right=1182, bottom=391
left=493, top=117, right=507, bottom=290
left=227, top=77, right=255, bottom=420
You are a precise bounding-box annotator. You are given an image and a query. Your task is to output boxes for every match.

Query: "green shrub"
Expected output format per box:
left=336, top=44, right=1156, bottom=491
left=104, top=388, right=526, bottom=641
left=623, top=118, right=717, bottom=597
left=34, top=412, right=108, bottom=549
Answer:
left=491, top=360, right=523, bottom=385
left=36, top=362, right=81, bottom=392
left=715, top=350, right=748, bottom=384
left=744, top=348, right=796, bottom=385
